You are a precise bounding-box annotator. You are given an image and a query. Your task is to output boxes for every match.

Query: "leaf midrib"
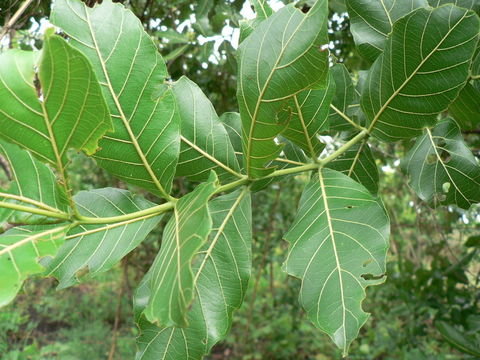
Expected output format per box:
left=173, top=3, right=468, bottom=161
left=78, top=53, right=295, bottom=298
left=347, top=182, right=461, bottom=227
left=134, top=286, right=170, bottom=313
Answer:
left=367, top=9, right=470, bottom=133
left=82, top=3, right=171, bottom=200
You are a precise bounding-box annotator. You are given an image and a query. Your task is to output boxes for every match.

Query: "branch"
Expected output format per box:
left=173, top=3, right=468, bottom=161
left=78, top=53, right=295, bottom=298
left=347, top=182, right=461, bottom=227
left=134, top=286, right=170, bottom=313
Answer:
left=0, top=0, right=35, bottom=41
left=330, top=104, right=367, bottom=132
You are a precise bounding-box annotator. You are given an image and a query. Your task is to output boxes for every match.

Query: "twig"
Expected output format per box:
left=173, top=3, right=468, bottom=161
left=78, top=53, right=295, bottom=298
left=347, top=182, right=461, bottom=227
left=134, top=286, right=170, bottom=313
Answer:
left=0, top=0, right=35, bottom=41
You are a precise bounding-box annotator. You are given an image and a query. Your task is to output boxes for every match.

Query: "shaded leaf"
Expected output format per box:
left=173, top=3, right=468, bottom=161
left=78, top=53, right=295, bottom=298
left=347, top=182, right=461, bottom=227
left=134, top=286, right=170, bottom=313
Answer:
left=143, top=173, right=218, bottom=327
left=326, top=140, right=379, bottom=193
left=436, top=321, right=480, bottom=357
left=402, top=118, right=480, bottom=209
left=44, top=188, right=162, bottom=288
left=173, top=76, right=240, bottom=182
left=449, top=83, right=480, bottom=130
left=284, top=168, right=389, bottom=355
left=52, top=0, right=180, bottom=199
left=362, top=5, right=479, bottom=141
left=329, top=64, right=357, bottom=132
left=428, top=0, right=480, bottom=13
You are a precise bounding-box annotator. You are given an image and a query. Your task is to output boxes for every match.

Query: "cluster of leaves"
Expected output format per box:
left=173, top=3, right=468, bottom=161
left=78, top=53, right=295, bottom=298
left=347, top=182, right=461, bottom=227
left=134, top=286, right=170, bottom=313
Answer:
left=0, top=0, right=480, bottom=358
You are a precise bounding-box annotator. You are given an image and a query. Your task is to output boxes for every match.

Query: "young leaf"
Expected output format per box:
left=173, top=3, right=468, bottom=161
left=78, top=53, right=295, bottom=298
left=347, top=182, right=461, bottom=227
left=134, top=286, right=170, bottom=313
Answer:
left=326, top=141, right=379, bottom=193
left=172, top=76, right=241, bottom=181
left=143, top=173, right=218, bottom=327
left=362, top=5, right=479, bottom=141
left=44, top=188, right=162, bottom=289
left=0, top=141, right=69, bottom=220
left=282, top=76, right=335, bottom=158
left=135, top=189, right=252, bottom=360
left=402, top=118, right=480, bottom=209
left=237, top=0, right=329, bottom=178
left=0, top=32, right=111, bottom=171
left=51, top=0, right=180, bottom=199
left=0, top=225, right=68, bottom=307
left=347, top=0, right=429, bottom=62
left=284, top=168, right=389, bottom=356
left=448, top=83, right=480, bottom=130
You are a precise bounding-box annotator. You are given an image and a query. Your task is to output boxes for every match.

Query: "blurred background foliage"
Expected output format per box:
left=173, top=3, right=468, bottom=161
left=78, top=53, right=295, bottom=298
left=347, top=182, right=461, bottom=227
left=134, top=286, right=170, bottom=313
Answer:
left=0, top=0, right=479, bottom=359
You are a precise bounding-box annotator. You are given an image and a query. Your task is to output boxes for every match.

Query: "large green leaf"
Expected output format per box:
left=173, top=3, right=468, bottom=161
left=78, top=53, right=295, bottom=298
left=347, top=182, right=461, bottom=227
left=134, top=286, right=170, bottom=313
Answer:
left=0, top=141, right=68, bottom=221
left=282, top=76, right=334, bottom=158
left=347, top=0, right=429, bottom=62
left=143, top=173, right=218, bottom=327
left=402, top=118, right=480, bottom=209
left=135, top=189, right=252, bottom=360
left=0, top=225, right=68, bottom=307
left=44, top=188, right=162, bottom=288
left=362, top=5, right=479, bottom=141
left=172, top=76, right=240, bottom=182
left=326, top=140, right=379, bottom=193
left=0, top=31, right=111, bottom=171
left=51, top=0, right=180, bottom=199
left=237, top=0, right=329, bottom=178
left=449, top=83, right=480, bottom=130
left=284, top=168, right=389, bottom=355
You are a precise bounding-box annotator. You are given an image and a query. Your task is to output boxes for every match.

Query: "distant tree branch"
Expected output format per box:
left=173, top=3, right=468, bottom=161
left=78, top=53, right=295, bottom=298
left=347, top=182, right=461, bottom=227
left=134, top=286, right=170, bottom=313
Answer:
left=0, top=0, right=35, bottom=41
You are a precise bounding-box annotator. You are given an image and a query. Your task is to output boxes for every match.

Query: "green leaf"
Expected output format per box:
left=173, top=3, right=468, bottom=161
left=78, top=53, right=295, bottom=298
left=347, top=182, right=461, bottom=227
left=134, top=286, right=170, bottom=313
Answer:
left=326, top=140, right=379, bottom=193
left=51, top=0, right=180, bottom=199
left=329, top=64, right=357, bottom=132
left=284, top=168, right=389, bottom=355
left=0, top=32, right=112, bottom=171
left=347, top=0, right=429, bottom=62
left=282, top=75, right=335, bottom=158
left=436, top=321, right=480, bottom=357
left=402, top=118, right=480, bottom=209
left=163, top=44, right=190, bottom=62
left=135, top=189, right=252, bottom=360
left=44, top=188, right=162, bottom=288
left=465, top=234, right=480, bottom=247
left=362, top=5, right=479, bottom=141
left=143, top=173, right=219, bottom=327
left=428, top=0, right=480, bottom=13
left=0, top=225, right=68, bottom=307
left=156, top=29, right=191, bottom=45
left=449, top=83, right=480, bottom=130
left=0, top=141, right=69, bottom=220
left=237, top=0, right=329, bottom=178
left=172, top=76, right=241, bottom=181
left=220, top=112, right=244, bottom=167
left=250, top=0, right=274, bottom=19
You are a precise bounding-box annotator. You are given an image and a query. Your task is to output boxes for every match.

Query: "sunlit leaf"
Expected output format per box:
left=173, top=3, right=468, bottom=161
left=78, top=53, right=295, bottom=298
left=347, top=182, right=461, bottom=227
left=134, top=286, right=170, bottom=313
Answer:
left=143, top=173, right=218, bottom=327
left=237, top=0, right=329, bottom=178
left=135, top=189, right=252, bottom=360
left=52, top=0, right=180, bottom=199
left=0, top=225, right=68, bottom=307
